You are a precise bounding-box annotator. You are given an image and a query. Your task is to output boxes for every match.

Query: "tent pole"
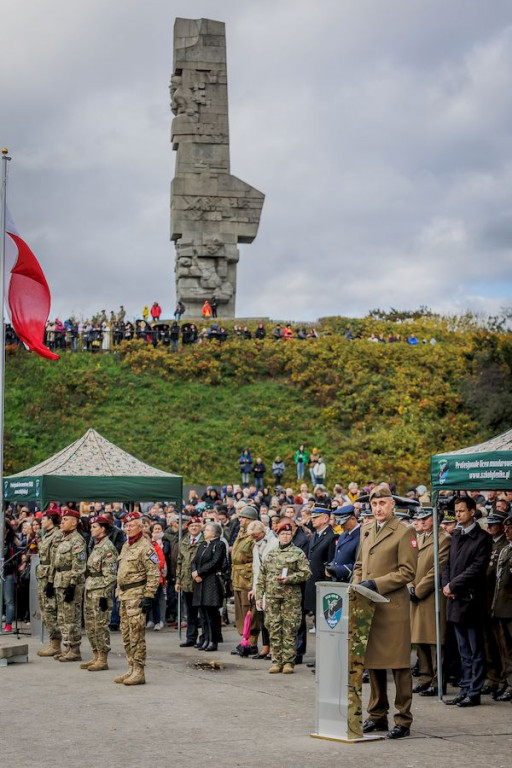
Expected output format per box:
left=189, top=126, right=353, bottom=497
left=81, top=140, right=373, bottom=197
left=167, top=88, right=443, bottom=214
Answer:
left=0, top=149, right=11, bottom=634
left=432, top=489, right=444, bottom=702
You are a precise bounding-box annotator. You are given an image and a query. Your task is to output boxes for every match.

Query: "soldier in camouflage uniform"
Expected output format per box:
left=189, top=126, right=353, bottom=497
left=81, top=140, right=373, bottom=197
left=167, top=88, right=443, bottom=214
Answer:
left=256, top=520, right=312, bottom=674
left=81, top=515, right=118, bottom=672
left=114, top=511, right=160, bottom=686
left=48, top=509, right=87, bottom=662
left=231, top=505, right=258, bottom=654
left=36, top=507, right=64, bottom=657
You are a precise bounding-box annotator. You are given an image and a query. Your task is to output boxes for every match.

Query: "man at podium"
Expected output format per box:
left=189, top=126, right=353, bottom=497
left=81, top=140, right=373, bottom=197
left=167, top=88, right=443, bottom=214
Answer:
left=352, top=485, right=418, bottom=739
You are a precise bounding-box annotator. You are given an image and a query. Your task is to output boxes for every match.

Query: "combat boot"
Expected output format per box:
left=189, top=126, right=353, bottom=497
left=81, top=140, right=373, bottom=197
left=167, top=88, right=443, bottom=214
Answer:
left=123, top=662, right=145, bottom=686
left=59, top=644, right=82, bottom=662
left=282, top=663, right=294, bottom=674
left=80, top=651, right=98, bottom=669
left=37, top=638, right=62, bottom=657
left=269, top=663, right=283, bottom=674
left=88, top=652, right=109, bottom=671
left=113, top=659, right=133, bottom=683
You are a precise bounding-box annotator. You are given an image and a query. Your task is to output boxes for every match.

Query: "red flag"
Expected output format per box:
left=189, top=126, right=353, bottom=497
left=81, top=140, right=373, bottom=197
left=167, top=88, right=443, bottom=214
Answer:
left=4, top=208, right=59, bottom=360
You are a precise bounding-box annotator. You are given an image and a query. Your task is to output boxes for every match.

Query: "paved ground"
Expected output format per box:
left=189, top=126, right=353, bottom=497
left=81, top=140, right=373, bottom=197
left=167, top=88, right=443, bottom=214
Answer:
left=1, top=623, right=511, bottom=768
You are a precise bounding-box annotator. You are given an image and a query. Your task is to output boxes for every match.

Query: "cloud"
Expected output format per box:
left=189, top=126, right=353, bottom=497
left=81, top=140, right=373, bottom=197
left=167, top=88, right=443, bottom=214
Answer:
left=2, top=0, right=512, bottom=322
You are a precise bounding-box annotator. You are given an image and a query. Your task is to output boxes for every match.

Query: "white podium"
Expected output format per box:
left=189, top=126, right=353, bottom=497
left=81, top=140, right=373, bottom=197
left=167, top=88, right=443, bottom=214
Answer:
left=311, top=581, right=389, bottom=743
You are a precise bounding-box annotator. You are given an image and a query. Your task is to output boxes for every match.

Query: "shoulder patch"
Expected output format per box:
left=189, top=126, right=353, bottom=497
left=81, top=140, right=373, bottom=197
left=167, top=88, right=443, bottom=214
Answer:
left=106, top=552, right=114, bottom=558
left=148, top=552, right=159, bottom=565
left=411, top=539, right=418, bottom=548
left=78, top=552, right=86, bottom=561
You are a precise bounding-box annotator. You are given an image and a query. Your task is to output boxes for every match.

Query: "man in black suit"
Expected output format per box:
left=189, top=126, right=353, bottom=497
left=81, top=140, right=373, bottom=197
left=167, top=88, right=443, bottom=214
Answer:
left=304, top=504, right=337, bottom=618
left=325, top=505, right=361, bottom=582
left=442, top=496, right=492, bottom=707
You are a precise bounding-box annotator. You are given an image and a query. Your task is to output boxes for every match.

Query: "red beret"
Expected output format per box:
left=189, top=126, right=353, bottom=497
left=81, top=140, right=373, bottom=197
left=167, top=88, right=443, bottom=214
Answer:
left=61, top=509, right=80, bottom=520
left=277, top=521, right=292, bottom=533
left=187, top=516, right=201, bottom=526
left=42, top=507, right=61, bottom=518
left=91, top=515, right=110, bottom=526
left=124, top=511, right=141, bottom=523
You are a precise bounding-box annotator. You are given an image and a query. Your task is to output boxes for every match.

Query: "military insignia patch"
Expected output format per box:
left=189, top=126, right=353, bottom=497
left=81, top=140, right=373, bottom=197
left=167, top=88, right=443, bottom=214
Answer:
left=78, top=553, right=86, bottom=561
left=149, top=552, right=159, bottom=564
left=411, top=539, right=418, bottom=548
left=323, top=592, right=343, bottom=629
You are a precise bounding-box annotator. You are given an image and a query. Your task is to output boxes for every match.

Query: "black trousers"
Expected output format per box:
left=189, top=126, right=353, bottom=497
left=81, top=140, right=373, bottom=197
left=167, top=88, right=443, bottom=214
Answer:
left=183, top=591, right=200, bottom=642
left=202, top=606, right=222, bottom=643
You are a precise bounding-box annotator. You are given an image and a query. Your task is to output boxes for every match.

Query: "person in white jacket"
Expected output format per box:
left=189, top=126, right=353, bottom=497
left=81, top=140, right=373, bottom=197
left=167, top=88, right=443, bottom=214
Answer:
left=247, top=521, right=279, bottom=659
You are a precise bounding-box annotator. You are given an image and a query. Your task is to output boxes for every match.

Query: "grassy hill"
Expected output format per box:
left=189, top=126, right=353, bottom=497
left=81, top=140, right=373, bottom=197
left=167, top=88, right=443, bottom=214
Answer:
left=5, top=312, right=512, bottom=492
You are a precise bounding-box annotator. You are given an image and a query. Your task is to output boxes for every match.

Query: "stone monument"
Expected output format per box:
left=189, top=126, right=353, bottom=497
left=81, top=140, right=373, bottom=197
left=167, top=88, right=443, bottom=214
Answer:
left=170, top=18, right=264, bottom=317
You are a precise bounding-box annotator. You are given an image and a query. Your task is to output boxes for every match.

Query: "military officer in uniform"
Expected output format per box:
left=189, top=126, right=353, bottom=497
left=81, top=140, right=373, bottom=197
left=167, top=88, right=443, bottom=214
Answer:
left=47, top=508, right=87, bottom=661
left=114, top=510, right=159, bottom=686
left=231, top=505, right=259, bottom=655
left=491, top=513, right=512, bottom=701
left=256, top=520, right=311, bottom=674
left=482, top=511, right=508, bottom=697
left=36, top=506, right=64, bottom=657
left=353, top=485, right=418, bottom=739
left=409, top=507, right=451, bottom=696
left=81, top=515, right=118, bottom=672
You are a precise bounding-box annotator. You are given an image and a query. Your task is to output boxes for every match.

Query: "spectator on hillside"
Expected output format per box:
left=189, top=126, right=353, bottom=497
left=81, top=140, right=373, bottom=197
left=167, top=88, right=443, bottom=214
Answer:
left=272, top=456, right=285, bottom=485
left=142, top=305, right=149, bottom=321
left=282, top=324, right=294, bottom=340
left=255, top=323, right=266, bottom=340
left=169, top=321, right=180, bottom=352
left=297, top=327, right=308, bottom=340
left=294, top=445, right=309, bottom=481
left=151, top=302, right=162, bottom=321
left=308, top=448, right=321, bottom=485
left=408, top=333, right=419, bottom=345
left=210, top=297, right=218, bottom=318
left=174, top=300, right=186, bottom=321
left=239, top=448, right=253, bottom=486
left=253, top=458, right=266, bottom=491
left=272, top=324, right=283, bottom=341
left=202, top=300, right=212, bottom=319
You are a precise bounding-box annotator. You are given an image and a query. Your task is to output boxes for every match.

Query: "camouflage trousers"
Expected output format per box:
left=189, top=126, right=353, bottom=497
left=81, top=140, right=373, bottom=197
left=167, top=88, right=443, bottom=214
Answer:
left=37, top=580, right=61, bottom=640
left=119, top=597, right=146, bottom=667
left=265, top=596, right=302, bottom=665
left=84, top=591, right=113, bottom=654
left=56, top=585, right=84, bottom=650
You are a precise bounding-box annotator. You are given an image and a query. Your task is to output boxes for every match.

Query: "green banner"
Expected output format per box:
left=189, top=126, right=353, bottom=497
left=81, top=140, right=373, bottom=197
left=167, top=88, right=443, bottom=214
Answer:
left=431, top=451, right=512, bottom=491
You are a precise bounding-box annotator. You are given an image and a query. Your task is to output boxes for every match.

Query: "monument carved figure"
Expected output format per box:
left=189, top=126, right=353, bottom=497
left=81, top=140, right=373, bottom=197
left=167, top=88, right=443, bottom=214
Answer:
left=170, top=18, right=264, bottom=316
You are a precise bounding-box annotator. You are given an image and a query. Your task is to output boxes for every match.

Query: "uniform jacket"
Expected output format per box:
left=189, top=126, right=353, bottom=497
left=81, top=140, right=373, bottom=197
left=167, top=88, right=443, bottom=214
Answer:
left=353, top=516, right=418, bottom=669
left=85, top=536, right=118, bottom=596
left=256, top=543, right=312, bottom=602
left=492, top=543, right=512, bottom=619
left=304, top=525, right=337, bottom=612
left=51, top=530, right=87, bottom=588
left=486, top=534, right=508, bottom=610
left=410, top=529, right=451, bottom=644
left=441, top=524, right=492, bottom=624
left=292, top=527, right=310, bottom=555
left=191, top=538, right=226, bottom=608
left=332, top=525, right=361, bottom=582
left=176, top=534, right=203, bottom=593
left=116, top=535, right=160, bottom=601
left=231, top=530, right=254, bottom=591
left=36, top=527, right=63, bottom=584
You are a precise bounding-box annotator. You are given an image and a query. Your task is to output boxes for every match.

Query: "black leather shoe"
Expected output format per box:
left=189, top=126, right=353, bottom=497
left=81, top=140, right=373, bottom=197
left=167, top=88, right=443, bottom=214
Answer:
left=413, top=683, right=430, bottom=693
left=306, top=661, right=316, bottom=668
left=444, top=693, right=466, bottom=705
left=179, top=640, right=196, bottom=648
left=496, top=690, right=512, bottom=702
left=457, top=695, right=481, bottom=707
left=230, top=647, right=242, bottom=656
left=363, top=719, right=388, bottom=733
left=204, top=642, right=218, bottom=652
left=481, top=685, right=495, bottom=695
left=419, top=686, right=437, bottom=697
left=387, top=725, right=410, bottom=739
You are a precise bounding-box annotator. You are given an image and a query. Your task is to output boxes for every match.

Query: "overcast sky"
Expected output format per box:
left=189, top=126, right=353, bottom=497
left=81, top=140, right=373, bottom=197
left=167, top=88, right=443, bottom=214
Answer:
left=2, top=0, right=512, bottom=322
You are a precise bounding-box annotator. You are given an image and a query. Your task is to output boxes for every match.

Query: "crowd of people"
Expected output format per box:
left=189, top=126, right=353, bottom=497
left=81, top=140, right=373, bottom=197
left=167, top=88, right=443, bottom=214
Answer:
left=2, top=478, right=511, bottom=736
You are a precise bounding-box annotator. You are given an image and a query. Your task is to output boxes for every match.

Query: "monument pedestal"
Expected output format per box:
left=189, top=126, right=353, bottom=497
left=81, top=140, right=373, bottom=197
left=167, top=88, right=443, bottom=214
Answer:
left=311, top=582, right=389, bottom=743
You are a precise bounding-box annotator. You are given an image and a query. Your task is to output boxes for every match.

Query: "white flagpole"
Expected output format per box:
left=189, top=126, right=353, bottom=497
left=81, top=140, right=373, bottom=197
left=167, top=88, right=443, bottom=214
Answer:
left=0, top=147, right=11, bottom=633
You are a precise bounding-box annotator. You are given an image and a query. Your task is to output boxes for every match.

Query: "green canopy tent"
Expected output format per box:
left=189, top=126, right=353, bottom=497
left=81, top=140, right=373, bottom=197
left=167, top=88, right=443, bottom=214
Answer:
left=4, top=428, right=182, bottom=507
left=429, top=427, right=512, bottom=702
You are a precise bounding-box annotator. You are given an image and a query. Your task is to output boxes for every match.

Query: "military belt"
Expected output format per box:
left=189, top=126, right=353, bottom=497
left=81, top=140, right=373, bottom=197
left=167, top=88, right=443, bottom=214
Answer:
left=120, top=579, right=146, bottom=592
left=56, top=565, right=72, bottom=572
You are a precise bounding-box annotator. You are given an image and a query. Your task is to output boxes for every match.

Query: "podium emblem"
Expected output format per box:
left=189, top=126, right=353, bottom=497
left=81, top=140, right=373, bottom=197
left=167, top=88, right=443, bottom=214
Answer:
left=323, top=593, right=343, bottom=629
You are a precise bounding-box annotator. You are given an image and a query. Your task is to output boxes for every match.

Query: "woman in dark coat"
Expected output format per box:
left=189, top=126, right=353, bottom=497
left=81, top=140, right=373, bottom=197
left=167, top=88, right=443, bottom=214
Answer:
left=191, top=523, right=226, bottom=651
